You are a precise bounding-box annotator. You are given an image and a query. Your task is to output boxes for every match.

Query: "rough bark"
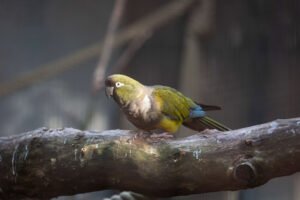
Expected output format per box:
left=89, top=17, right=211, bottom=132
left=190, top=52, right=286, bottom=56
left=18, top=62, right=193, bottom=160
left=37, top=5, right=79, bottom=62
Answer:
left=0, top=118, right=300, bottom=199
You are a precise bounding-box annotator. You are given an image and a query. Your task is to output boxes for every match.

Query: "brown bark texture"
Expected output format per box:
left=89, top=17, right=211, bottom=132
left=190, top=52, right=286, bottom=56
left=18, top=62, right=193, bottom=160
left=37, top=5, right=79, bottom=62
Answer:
left=0, top=118, right=300, bottom=199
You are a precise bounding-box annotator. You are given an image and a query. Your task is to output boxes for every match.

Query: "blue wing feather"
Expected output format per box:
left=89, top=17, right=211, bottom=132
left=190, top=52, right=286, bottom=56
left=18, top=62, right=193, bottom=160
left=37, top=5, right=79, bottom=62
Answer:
left=189, top=106, right=206, bottom=118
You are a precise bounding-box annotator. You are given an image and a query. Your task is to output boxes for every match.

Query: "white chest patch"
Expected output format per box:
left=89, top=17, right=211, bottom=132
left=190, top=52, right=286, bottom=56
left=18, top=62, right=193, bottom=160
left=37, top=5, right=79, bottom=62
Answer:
left=139, top=95, right=152, bottom=113
left=127, top=94, right=152, bottom=117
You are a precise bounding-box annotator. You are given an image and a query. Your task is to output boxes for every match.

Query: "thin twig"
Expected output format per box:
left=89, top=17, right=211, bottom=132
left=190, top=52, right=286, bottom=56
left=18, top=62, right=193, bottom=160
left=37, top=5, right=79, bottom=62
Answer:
left=112, top=32, right=153, bottom=75
left=93, top=0, right=126, bottom=91
left=91, top=32, right=153, bottom=92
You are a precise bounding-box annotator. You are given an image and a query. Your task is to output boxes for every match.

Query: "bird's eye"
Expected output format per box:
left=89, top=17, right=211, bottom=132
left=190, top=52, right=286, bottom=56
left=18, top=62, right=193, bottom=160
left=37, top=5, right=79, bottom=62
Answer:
left=115, top=82, right=124, bottom=88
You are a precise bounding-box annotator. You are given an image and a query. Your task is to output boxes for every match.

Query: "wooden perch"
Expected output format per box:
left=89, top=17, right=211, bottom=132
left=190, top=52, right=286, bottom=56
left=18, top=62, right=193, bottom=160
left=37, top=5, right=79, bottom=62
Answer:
left=1, top=118, right=300, bottom=199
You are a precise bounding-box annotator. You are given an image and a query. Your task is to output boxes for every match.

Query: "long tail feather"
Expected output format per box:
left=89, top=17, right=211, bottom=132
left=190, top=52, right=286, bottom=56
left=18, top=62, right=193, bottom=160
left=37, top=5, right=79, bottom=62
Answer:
left=183, top=116, right=230, bottom=132
left=196, top=103, right=221, bottom=111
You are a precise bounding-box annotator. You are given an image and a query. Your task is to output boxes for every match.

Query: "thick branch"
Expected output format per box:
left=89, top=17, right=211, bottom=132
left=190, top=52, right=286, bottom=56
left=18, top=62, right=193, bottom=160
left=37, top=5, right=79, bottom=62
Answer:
left=1, top=118, right=300, bottom=199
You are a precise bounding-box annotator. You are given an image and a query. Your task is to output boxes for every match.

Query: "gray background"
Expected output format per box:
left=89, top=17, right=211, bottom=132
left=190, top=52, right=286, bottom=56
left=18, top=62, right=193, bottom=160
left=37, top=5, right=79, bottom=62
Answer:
left=0, top=0, right=299, bottom=199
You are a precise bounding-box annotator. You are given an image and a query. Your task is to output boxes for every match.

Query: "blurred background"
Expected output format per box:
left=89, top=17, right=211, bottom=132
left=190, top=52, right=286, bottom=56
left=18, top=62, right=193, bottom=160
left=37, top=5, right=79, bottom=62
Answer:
left=0, top=0, right=300, bottom=199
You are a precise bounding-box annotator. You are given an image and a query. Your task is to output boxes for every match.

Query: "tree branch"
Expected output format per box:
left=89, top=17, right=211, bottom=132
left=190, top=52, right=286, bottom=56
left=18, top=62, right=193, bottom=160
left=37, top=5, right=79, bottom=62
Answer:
left=1, top=118, right=300, bottom=199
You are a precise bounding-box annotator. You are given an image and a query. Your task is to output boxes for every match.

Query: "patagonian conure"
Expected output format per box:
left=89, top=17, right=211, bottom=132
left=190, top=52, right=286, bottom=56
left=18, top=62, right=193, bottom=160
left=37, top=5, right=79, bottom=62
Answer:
left=105, top=74, right=230, bottom=134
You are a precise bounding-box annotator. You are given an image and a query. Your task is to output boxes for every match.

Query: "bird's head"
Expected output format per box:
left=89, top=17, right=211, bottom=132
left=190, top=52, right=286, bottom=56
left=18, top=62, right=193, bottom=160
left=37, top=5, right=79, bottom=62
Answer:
left=105, top=74, right=144, bottom=106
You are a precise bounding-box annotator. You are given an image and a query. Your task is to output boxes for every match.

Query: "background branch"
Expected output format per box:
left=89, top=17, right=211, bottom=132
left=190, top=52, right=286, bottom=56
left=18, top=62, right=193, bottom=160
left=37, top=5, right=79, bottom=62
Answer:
left=0, top=0, right=196, bottom=97
left=0, top=117, right=300, bottom=199
left=93, top=0, right=126, bottom=91
left=112, top=32, right=152, bottom=73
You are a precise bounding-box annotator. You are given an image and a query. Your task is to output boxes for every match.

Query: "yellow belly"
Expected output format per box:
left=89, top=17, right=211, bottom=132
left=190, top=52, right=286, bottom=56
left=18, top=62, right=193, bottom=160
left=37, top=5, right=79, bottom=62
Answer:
left=156, top=117, right=181, bottom=133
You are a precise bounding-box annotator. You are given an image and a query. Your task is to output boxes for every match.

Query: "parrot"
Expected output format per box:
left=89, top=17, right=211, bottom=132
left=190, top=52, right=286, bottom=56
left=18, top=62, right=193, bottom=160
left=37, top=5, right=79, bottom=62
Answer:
left=105, top=74, right=230, bottom=134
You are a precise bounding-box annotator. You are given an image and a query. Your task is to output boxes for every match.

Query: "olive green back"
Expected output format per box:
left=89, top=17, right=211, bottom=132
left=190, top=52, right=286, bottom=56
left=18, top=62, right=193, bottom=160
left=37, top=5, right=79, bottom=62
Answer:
left=152, top=86, right=197, bottom=122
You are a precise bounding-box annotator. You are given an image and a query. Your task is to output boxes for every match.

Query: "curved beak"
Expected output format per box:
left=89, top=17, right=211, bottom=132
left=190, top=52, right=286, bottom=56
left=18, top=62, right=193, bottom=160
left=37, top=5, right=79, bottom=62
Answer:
left=105, top=86, right=114, bottom=98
